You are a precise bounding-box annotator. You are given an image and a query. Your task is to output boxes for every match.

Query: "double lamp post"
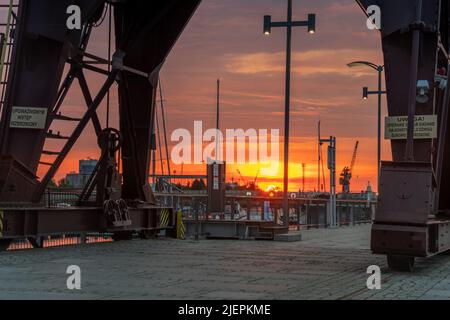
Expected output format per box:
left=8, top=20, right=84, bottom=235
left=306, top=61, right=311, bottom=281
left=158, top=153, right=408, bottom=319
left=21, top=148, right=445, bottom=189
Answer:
left=262, top=1, right=385, bottom=227
left=264, top=0, right=315, bottom=226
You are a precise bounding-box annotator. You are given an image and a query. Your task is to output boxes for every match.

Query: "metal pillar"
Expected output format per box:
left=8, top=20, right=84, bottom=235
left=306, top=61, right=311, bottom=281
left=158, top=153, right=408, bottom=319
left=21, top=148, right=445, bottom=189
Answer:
left=318, top=121, right=321, bottom=192
left=377, top=68, right=382, bottom=190
left=405, top=0, right=422, bottom=161
left=302, top=163, right=306, bottom=194
left=282, top=0, right=292, bottom=228
left=263, top=0, right=316, bottom=226
left=321, top=136, right=336, bottom=227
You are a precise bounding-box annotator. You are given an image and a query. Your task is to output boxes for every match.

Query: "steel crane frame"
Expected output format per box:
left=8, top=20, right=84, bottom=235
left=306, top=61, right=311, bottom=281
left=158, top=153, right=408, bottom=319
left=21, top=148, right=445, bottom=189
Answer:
left=0, top=0, right=202, bottom=250
left=357, top=0, right=450, bottom=271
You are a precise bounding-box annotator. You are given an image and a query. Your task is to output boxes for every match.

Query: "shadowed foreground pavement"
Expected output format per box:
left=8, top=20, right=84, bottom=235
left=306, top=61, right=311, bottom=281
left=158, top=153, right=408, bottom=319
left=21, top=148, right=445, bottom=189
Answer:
left=1, top=224, right=450, bottom=300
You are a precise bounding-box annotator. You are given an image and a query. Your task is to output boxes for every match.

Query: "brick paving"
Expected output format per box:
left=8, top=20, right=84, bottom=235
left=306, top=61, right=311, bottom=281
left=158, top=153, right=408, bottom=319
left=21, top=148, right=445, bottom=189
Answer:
left=1, top=224, right=450, bottom=300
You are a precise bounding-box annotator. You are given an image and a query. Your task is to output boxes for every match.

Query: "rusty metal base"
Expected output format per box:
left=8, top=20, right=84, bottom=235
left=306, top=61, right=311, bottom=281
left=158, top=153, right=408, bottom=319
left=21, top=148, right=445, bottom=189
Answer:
left=0, top=205, right=176, bottom=248
left=371, top=219, right=450, bottom=270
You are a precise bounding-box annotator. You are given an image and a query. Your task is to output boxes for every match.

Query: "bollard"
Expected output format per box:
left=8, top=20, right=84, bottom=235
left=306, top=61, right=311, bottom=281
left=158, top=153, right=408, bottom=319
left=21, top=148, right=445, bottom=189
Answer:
left=176, top=210, right=185, bottom=240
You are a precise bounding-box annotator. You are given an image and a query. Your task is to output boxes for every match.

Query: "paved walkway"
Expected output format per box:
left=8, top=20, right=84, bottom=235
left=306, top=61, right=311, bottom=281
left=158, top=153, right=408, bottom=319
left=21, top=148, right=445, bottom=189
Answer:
left=1, top=224, right=450, bottom=300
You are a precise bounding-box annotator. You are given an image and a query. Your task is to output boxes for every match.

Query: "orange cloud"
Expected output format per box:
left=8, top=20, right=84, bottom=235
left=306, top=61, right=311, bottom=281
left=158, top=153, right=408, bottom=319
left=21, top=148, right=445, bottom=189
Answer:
left=223, top=49, right=381, bottom=76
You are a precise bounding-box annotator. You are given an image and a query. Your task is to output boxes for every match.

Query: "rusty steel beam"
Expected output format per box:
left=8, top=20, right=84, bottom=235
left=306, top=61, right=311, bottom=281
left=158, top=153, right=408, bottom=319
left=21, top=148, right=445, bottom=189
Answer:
left=0, top=206, right=175, bottom=240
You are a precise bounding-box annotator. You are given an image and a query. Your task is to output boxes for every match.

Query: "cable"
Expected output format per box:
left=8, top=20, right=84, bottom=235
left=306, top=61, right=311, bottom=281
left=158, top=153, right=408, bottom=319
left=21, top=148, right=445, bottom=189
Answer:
left=159, top=79, right=172, bottom=180
left=155, top=103, right=165, bottom=175
left=90, top=3, right=108, bottom=28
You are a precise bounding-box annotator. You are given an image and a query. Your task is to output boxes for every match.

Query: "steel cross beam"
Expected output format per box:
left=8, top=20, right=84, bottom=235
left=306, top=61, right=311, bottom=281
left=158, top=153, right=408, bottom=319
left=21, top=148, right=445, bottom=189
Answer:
left=32, top=67, right=120, bottom=202
left=31, top=0, right=185, bottom=203
left=76, top=69, right=103, bottom=137
left=36, top=24, right=105, bottom=195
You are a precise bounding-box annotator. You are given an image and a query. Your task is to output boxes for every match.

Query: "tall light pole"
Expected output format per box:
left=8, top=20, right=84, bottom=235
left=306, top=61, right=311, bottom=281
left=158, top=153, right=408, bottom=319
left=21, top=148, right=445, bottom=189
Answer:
left=347, top=61, right=386, bottom=194
left=264, top=0, right=315, bottom=227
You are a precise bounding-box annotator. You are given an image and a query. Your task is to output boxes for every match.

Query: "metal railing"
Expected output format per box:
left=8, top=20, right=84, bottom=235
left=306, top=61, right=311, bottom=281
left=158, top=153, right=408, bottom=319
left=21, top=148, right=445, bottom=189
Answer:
left=43, top=188, right=96, bottom=207
left=41, top=188, right=375, bottom=226
left=1, top=188, right=375, bottom=251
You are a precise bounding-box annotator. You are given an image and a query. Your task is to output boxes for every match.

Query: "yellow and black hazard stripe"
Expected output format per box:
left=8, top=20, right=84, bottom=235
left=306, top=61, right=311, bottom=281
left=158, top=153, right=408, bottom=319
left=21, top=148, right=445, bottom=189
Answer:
left=0, top=210, right=4, bottom=238
left=176, top=210, right=185, bottom=240
left=160, top=208, right=170, bottom=228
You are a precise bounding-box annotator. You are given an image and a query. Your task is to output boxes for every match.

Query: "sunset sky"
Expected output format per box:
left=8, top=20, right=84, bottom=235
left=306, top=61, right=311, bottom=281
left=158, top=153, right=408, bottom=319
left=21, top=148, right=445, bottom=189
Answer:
left=40, top=0, right=391, bottom=193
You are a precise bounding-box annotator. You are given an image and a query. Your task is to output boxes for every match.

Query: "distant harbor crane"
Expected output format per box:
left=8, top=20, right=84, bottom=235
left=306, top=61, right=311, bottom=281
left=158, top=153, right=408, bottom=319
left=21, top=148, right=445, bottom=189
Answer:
left=236, top=169, right=248, bottom=186
left=339, top=141, right=359, bottom=194
left=252, top=169, right=260, bottom=188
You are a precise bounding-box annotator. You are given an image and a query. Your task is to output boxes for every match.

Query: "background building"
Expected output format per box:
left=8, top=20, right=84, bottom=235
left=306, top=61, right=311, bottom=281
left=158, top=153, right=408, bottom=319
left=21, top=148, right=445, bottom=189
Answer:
left=65, top=159, right=98, bottom=188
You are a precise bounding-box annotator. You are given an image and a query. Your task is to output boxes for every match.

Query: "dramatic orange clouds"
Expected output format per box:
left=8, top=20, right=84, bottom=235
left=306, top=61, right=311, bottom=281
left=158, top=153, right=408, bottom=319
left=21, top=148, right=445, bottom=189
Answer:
left=37, top=0, right=391, bottom=193
left=159, top=0, right=389, bottom=192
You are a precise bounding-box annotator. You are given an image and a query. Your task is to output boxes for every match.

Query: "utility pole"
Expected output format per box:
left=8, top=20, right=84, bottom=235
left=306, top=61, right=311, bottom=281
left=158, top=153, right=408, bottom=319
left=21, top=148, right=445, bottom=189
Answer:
left=216, top=79, right=220, bottom=131
left=302, top=163, right=306, bottom=194
left=282, top=0, right=293, bottom=227
left=318, top=120, right=321, bottom=192
left=216, top=79, right=220, bottom=161
left=159, top=81, right=171, bottom=184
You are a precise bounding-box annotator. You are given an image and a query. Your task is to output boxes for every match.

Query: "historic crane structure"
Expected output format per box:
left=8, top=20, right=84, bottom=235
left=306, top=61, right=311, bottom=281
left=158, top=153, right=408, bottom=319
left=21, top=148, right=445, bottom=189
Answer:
left=339, top=141, right=359, bottom=194
left=357, top=0, right=450, bottom=270
left=0, top=0, right=201, bottom=250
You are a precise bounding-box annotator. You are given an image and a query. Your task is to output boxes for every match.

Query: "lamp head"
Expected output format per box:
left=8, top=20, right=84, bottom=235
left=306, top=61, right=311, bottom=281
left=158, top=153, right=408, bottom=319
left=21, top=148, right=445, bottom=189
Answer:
left=264, top=15, right=272, bottom=35
left=363, top=87, right=369, bottom=100
left=307, top=14, right=316, bottom=34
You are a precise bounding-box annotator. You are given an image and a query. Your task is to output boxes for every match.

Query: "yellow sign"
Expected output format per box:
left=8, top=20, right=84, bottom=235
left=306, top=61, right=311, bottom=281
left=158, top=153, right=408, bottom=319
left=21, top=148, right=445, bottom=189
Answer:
left=385, top=115, right=438, bottom=140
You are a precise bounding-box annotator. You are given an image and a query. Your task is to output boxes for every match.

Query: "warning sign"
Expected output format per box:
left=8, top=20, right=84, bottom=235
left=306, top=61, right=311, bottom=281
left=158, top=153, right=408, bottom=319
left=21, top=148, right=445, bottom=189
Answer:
left=10, top=107, right=47, bottom=129
left=385, top=115, right=437, bottom=140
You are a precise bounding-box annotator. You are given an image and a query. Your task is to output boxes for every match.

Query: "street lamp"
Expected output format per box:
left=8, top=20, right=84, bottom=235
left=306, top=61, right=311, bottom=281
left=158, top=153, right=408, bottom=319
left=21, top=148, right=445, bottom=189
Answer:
left=264, top=13, right=315, bottom=35
left=264, top=0, right=316, bottom=227
left=363, top=87, right=369, bottom=100
left=347, top=61, right=386, bottom=195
